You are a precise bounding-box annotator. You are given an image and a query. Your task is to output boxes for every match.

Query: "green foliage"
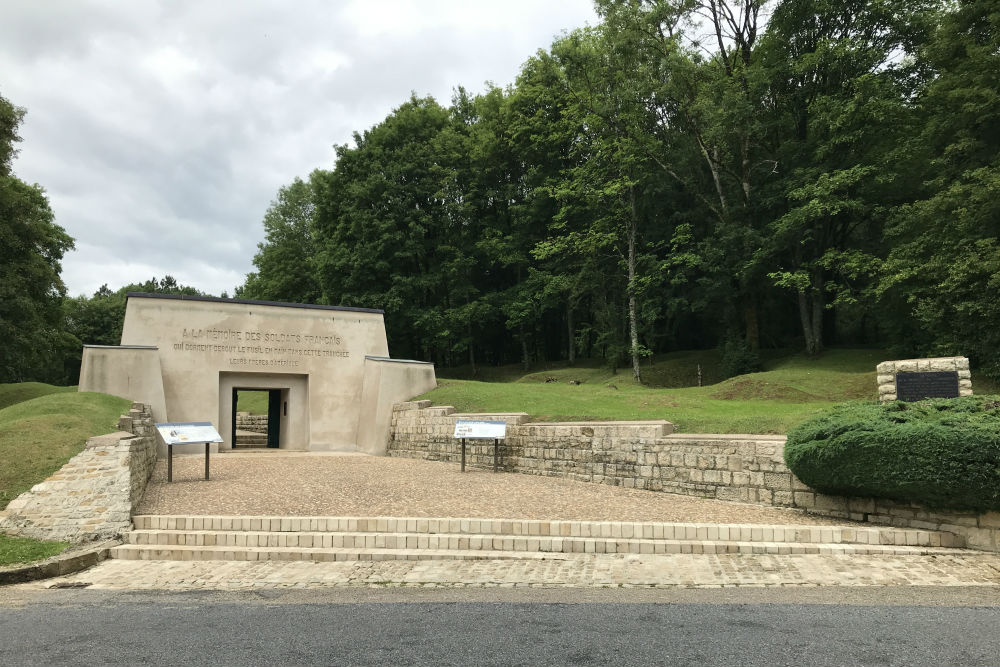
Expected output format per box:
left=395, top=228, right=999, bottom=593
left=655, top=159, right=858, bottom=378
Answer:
left=234, top=0, right=1000, bottom=380
left=0, top=534, right=69, bottom=566
left=0, top=390, right=131, bottom=508
left=785, top=396, right=1000, bottom=511
left=0, top=92, right=75, bottom=384
left=239, top=177, right=322, bottom=303
left=721, top=337, right=762, bottom=378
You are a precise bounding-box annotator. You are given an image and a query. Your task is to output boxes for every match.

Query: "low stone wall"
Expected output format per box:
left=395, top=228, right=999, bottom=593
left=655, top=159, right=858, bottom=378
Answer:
left=235, top=413, right=268, bottom=434
left=389, top=401, right=1000, bottom=552
left=0, top=403, right=158, bottom=543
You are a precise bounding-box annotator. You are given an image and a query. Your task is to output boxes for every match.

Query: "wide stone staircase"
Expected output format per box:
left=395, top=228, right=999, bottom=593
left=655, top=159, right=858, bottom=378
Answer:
left=110, top=515, right=971, bottom=563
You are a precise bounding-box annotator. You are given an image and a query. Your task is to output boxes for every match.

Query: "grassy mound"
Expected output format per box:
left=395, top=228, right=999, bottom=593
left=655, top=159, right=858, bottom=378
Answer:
left=0, top=391, right=131, bottom=509
left=0, top=382, right=75, bottom=410
left=421, top=348, right=901, bottom=433
left=784, top=397, right=1000, bottom=512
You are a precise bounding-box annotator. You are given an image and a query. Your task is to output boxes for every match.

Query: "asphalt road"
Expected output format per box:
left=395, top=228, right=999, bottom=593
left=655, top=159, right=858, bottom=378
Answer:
left=1, top=588, right=998, bottom=666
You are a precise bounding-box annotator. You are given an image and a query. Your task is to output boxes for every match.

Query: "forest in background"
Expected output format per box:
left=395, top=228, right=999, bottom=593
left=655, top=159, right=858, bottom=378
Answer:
left=3, top=0, right=999, bottom=385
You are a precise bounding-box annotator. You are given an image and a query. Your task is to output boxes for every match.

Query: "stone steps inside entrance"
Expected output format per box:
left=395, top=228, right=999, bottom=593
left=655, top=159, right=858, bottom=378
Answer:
left=233, top=430, right=267, bottom=447
left=131, top=515, right=965, bottom=548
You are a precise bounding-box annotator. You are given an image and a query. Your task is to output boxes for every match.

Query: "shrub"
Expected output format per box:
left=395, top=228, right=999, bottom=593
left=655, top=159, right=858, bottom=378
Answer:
left=784, top=396, right=1000, bottom=512
left=721, top=337, right=761, bottom=378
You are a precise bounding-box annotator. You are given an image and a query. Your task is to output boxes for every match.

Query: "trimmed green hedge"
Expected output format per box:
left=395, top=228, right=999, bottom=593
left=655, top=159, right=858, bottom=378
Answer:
left=784, top=396, right=1000, bottom=512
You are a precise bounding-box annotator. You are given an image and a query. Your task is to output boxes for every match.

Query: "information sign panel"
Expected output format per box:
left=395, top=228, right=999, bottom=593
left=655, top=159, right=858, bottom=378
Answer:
left=895, top=371, right=960, bottom=402
left=156, top=422, right=224, bottom=445
left=453, top=419, right=506, bottom=439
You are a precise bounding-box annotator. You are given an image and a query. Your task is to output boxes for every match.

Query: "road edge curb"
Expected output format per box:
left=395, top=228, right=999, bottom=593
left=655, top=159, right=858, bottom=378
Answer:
left=0, top=539, right=120, bottom=586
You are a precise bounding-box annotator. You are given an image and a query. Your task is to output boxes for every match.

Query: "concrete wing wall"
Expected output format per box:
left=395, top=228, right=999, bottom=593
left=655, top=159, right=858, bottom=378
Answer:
left=356, top=357, right=437, bottom=455
left=79, top=346, right=167, bottom=423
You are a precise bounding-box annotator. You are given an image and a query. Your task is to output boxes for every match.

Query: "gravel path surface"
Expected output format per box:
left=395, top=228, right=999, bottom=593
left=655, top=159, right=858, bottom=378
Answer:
left=137, top=453, right=847, bottom=525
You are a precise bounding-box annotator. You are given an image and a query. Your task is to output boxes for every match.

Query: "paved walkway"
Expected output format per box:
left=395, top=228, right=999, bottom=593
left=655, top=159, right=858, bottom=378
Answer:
left=139, top=452, right=844, bottom=525
left=21, top=553, right=1000, bottom=590
left=42, top=452, right=989, bottom=592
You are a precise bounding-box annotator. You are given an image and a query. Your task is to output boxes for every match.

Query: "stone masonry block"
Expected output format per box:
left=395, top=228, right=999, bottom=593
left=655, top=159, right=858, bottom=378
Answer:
left=763, top=472, right=792, bottom=490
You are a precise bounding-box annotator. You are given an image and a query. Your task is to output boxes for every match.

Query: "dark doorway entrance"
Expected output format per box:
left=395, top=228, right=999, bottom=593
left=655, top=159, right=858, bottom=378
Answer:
left=232, top=388, right=283, bottom=449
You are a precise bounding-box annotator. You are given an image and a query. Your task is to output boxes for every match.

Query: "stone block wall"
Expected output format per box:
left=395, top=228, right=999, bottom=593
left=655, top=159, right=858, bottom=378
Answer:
left=389, top=401, right=1000, bottom=552
left=235, top=413, right=269, bottom=433
left=0, top=403, right=157, bottom=543
left=876, top=356, right=972, bottom=402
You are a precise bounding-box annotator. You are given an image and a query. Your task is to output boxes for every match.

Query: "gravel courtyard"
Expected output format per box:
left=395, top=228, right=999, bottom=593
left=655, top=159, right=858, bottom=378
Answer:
left=137, top=451, right=846, bottom=525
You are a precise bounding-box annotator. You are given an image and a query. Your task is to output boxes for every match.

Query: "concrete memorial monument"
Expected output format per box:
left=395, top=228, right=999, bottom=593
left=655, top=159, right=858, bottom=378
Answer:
left=876, top=356, right=972, bottom=403
left=79, top=293, right=436, bottom=456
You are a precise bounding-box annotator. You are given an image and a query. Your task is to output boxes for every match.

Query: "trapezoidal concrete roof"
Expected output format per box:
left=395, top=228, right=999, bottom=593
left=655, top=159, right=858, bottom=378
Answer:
left=125, top=292, right=384, bottom=315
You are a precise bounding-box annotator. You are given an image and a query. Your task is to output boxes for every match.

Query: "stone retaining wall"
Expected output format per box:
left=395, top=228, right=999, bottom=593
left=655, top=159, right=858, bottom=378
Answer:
left=0, top=403, right=157, bottom=543
left=389, top=401, right=1000, bottom=552
left=235, top=413, right=268, bottom=434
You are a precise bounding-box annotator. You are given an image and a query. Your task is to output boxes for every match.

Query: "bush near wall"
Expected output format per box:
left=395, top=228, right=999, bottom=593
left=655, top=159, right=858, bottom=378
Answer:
left=784, top=397, right=1000, bottom=512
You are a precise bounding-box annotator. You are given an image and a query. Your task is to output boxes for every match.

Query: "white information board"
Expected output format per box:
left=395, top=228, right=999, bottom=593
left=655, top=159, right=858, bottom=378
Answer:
left=156, top=422, right=224, bottom=445
left=453, top=419, right=506, bottom=439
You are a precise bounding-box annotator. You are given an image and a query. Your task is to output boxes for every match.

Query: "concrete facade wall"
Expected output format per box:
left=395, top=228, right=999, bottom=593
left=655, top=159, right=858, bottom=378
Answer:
left=0, top=403, right=157, bottom=543
left=388, top=402, right=1000, bottom=552
left=79, top=294, right=435, bottom=455
left=78, top=346, right=167, bottom=422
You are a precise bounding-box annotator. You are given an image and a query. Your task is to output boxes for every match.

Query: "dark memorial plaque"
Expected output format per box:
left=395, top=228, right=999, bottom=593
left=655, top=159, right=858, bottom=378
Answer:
left=895, top=371, right=960, bottom=402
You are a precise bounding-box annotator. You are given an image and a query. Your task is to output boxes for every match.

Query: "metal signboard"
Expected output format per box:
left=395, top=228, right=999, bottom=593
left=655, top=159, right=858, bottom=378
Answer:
left=156, top=422, right=223, bottom=445
left=453, top=419, right=507, bottom=439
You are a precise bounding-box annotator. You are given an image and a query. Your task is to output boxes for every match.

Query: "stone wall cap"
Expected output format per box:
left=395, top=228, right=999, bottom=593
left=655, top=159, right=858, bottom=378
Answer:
left=665, top=433, right=788, bottom=441
left=452, top=413, right=532, bottom=418
left=525, top=420, right=673, bottom=427
left=364, top=356, right=434, bottom=365
left=126, top=292, right=384, bottom=315
left=881, top=356, right=968, bottom=363
left=85, top=431, right=135, bottom=448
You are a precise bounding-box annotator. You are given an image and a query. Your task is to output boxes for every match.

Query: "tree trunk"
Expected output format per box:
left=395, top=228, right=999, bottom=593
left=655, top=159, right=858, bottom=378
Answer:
left=797, top=289, right=816, bottom=355
left=520, top=324, right=530, bottom=371
left=810, top=266, right=824, bottom=354
left=566, top=302, right=575, bottom=365
left=797, top=269, right=824, bottom=355
left=468, top=324, right=477, bottom=378
left=628, top=187, right=642, bottom=384
left=743, top=297, right=760, bottom=351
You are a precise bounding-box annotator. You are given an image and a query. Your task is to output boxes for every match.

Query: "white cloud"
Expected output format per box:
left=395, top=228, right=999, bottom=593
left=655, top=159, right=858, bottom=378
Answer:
left=0, top=0, right=596, bottom=297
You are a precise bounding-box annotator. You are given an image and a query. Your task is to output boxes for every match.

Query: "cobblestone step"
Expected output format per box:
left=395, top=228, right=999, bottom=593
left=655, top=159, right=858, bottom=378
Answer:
left=109, top=545, right=573, bottom=562
left=130, top=515, right=964, bottom=548
left=109, top=540, right=964, bottom=563
left=122, top=529, right=969, bottom=557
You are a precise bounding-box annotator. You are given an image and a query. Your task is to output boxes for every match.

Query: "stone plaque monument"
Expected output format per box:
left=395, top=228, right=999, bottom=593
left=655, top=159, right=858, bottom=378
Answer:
left=876, top=356, right=972, bottom=403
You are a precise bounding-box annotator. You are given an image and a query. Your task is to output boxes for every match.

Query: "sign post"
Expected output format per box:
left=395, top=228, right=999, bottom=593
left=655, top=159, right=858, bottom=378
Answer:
left=452, top=420, right=507, bottom=472
left=155, top=422, right=223, bottom=482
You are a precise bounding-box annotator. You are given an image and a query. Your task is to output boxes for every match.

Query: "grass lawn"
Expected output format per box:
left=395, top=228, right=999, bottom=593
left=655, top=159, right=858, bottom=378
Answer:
left=0, top=388, right=131, bottom=509
left=422, top=348, right=998, bottom=434
left=0, top=382, right=75, bottom=410
left=236, top=390, right=270, bottom=415
left=0, top=534, right=69, bottom=567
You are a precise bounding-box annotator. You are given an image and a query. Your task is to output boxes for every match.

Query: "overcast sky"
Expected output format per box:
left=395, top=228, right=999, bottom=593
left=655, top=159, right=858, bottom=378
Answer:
left=1, top=0, right=596, bottom=297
